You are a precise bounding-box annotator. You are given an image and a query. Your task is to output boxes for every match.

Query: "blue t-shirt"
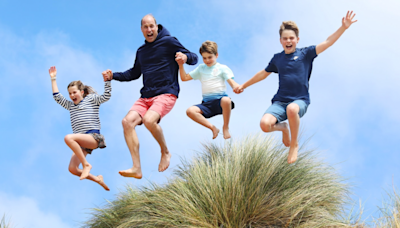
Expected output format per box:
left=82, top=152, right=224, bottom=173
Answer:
left=265, top=45, right=317, bottom=105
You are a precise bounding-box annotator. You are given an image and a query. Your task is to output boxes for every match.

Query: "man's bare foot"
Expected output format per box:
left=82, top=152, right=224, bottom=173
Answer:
left=287, top=143, right=299, bottom=164
left=159, top=151, right=171, bottom=172
left=80, top=163, right=92, bottom=180
left=96, top=175, right=110, bottom=191
left=282, top=122, right=290, bottom=147
left=223, top=126, right=231, bottom=139
left=211, top=125, right=220, bottom=139
left=119, top=167, right=143, bottom=179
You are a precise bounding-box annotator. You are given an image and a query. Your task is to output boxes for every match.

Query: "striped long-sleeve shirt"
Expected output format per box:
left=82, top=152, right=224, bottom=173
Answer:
left=53, top=81, right=111, bottom=134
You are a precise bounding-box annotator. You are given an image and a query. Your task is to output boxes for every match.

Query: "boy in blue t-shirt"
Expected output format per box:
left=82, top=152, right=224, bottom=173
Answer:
left=235, top=11, right=357, bottom=164
left=176, top=41, right=239, bottom=139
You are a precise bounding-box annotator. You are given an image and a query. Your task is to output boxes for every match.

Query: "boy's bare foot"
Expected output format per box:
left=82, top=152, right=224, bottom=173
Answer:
left=80, top=163, right=92, bottom=180
left=96, top=175, right=110, bottom=191
left=119, top=167, right=143, bottom=179
left=159, top=150, right=171, bottom=172
left=211, top=126, right=220, bottom=139
left=287, top=143, right=299, bottom=164
left=282, top=122, right=290, bottom=147
left=222, top=126, right=231, bottom=139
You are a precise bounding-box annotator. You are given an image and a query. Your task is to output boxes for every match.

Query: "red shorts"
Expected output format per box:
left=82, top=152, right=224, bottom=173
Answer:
left=130, top=94, right=177, bottom=121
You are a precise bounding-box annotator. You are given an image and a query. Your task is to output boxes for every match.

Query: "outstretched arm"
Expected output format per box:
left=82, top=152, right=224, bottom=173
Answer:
left=227, top=79, right=240, bottom=92
left=49, top=66, right=59, bottom=93
left=234, top=70, right=271, bottom=94
left=316, top=11, right=357, bottom=55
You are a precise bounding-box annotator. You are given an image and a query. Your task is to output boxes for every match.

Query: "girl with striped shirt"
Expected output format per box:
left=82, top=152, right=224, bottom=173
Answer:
left=49, top=66, right=111, bottom=191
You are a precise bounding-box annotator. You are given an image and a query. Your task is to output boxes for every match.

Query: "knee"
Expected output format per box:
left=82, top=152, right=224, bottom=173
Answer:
left=221, top=97, right=231, bottom=107
left=286, top=104, right=299, bottom=118
left=260, top=121, right=272, bottom=132
left=68, top=166, right=79, bottom=176
left=122, top=117, right=134, bottom=130
left=64, top=134, right=74, bottom=144
left=186, top=107, right=197, bottom=117
left=142, top=116, right=156, bottom=130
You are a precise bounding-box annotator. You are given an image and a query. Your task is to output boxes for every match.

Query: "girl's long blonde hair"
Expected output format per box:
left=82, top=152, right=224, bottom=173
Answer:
left=67, top=81, right=97, bottom=98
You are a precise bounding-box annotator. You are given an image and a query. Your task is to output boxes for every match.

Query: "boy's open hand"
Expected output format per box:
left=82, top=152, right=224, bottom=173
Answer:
left=175, top=52, right=187, bottom=65
left=342, top=11, right=357, bottom=29
left=49, top=66, right=57, bottom=78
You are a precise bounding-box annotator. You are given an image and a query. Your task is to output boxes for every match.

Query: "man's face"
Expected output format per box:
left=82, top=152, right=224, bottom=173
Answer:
left=141, top=16, right=158, bottom=43
left=280, top=29, right=299, bottom=54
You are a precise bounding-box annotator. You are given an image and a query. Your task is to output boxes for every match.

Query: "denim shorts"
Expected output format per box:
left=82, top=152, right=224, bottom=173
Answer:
left=264, top=100, right=308, bottom=123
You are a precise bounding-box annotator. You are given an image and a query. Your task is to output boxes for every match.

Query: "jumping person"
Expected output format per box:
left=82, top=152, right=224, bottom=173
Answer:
left=235, top=11, right=357, bottom=164
left=102, top=14, right=198, bottom=178
left=49, top=66, right=111, bottom=191
left=177, top=41, right=239, bottom=139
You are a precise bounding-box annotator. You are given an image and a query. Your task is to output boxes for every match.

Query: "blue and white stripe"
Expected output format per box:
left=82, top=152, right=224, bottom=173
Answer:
left=53, top=81, right=111, bottom=134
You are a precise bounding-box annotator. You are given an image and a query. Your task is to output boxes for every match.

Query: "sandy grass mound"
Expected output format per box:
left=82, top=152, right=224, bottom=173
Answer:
left=85, top=135, right=351, bottom=228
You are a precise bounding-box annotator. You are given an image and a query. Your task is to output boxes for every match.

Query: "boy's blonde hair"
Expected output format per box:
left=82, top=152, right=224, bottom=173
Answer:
left=199, top=41, right=218, bottom=55
left=279, top=21, right=299, bottom=37
left=67, top=81, right=96, bottom=98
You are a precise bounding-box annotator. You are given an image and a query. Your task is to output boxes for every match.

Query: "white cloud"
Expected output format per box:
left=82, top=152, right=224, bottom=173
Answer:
left=0, top=192, right=72, bottom=228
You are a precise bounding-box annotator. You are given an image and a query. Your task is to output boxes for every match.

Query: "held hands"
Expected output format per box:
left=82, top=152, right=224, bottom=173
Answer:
left=233, top=85, right=245, bottom=94
left=49, top=66, right=57, bottom=79
left=102, top=69, right=113, bottom=82
left=342, top=11, right=357, bottom=29
left=175, top=52, right=187, bottom=65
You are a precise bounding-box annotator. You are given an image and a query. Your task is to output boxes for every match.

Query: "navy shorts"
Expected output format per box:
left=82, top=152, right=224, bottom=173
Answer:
left=195, top=97, right=235, bottom=119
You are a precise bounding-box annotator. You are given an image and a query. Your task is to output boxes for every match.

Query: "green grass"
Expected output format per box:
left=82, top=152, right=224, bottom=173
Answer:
left=0, top=215, right=12, bottom=228
left=84, top=135, right=353, bottom=228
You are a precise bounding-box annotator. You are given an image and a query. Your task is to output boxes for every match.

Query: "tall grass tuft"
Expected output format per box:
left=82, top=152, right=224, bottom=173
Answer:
left=373, top=188, right=400, bottom=228
left=0, top=215, right=12, bottom=228
left=85, top=135, right=351, bottom=227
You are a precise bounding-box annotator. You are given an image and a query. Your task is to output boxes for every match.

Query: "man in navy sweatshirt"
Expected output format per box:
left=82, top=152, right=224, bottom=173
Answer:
left=102, top=14, right=198, bottom=179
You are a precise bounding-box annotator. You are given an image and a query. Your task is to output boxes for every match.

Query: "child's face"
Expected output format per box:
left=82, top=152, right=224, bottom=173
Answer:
left=280, top=29, right=299, bottom=54
left=68, top=86, right=84, bottom=104
left=201, top=52, right=218, bottom=67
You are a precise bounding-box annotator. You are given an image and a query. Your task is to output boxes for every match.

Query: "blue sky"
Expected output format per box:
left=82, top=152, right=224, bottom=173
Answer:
left=0, top=0, right=399, bottom=226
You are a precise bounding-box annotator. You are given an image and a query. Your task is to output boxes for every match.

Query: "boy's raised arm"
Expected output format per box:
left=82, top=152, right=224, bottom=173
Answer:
left=234, top=70, right=271, bottom=94
left=316, top=11, right=357, bottom=55
left=176, top=52, right=193, bottom=81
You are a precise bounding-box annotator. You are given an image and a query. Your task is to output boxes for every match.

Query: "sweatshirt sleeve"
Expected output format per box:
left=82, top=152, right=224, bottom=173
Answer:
left=92, top=81, right=112, bottom=105
left=170, top=37, right=198, bottom=65
left=113, top=51, right=142, bottom=81
left=53, top=92, right=72, bottom=110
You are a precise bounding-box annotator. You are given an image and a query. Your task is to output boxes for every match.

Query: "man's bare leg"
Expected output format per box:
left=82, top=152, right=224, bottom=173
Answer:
left=68, top=153, right=110, bottom=191
left=64, top=134, right=98, bottom=180
left=260, top=114, right=291, bottom=147
left=220, top=97, right=232, bottom=139
left=119, top=111, right=143, bottom=179
left=143, top=110, right=171, bottom=172
left=286, top=103, right=300, bottom=164
left=186, top=106, right=219, bottom=139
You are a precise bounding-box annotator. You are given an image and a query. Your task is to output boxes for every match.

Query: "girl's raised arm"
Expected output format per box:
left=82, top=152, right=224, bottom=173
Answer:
left=49, top=66, right=59, bottom=93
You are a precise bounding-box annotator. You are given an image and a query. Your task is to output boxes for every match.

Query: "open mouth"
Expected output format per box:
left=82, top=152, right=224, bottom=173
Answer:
left=147, top=32, right=154, bottom=39
left=286, top=44, right=293, bottom=49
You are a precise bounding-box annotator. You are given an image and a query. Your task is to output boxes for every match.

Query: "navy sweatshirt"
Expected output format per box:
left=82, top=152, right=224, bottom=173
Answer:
left=113, top=24, right=198, bottom=98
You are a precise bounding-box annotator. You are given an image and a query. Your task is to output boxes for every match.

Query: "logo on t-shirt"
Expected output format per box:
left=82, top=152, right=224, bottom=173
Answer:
left=293, top=56, right=298, bottom=60
left=212, top=68, right=219, bottom=76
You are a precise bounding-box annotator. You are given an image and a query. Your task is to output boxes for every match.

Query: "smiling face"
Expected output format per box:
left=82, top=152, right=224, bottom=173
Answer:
left=280, top=29, right=299, bottom=54
left=201, top=52, right=218, bottom=67
left=68, top=86, right=84, bottom=104
left=141, top=15, right=158, bottom=43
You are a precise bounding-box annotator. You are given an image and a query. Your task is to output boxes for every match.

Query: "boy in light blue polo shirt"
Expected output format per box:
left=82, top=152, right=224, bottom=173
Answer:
left=176, top=40, right=239, bottom=139
left=235, top=11, right=357, bottom=164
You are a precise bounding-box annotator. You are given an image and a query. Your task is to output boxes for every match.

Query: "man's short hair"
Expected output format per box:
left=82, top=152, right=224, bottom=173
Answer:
left=141, top=14, right=157, bottom=26
left=279, top=21, right=299, bottom=37
left=199, top=41, right=218, bottom=55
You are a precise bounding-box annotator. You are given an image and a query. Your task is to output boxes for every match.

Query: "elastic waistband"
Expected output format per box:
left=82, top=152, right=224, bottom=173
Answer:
left=85, top=130, right=100, bottom=134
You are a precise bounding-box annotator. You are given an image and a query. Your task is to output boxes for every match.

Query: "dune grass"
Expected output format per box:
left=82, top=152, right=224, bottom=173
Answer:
left=0, top=215, right=12, bottom=228
left=373, top=189, right=400, bottom=228
left=85, top=135, right=353, bottom=227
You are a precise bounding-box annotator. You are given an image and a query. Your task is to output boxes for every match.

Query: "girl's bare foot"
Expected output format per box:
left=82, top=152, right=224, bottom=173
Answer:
left=119, top=167, right=143, bottom=179
left=222, top=126, right=231, bottom=139
left=211, top=126, right=220, bottom=139
left=159, top=150, right=171, bottom=172
left=80, top=163, right=92, bottom=180
left=281, top=122, right=290, bottom=147
left=287, top=143, right=299, bottom=164
left=96, top=175, right=110, bottom=191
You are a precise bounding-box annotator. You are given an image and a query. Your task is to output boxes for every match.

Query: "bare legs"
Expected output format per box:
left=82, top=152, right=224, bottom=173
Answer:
left=68, top=153, right=110, bottom=191
left=260, top=103, right=300, bottom=164
left=119, top=110, right=171, bottom=178
left=186, top=97, right=232, bottom=139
